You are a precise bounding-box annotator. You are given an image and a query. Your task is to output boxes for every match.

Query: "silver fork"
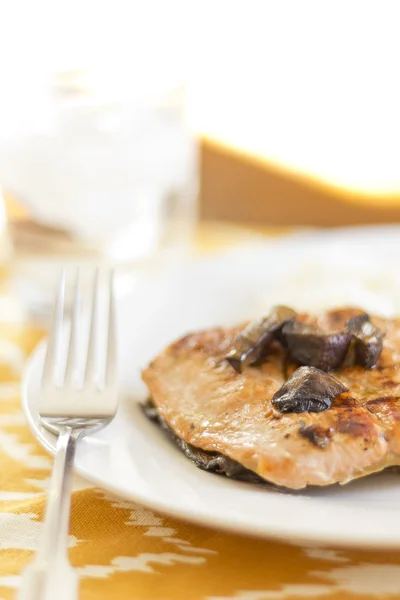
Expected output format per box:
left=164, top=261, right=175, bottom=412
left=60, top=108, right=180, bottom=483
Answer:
left=19, top=269, right=118, bottom=600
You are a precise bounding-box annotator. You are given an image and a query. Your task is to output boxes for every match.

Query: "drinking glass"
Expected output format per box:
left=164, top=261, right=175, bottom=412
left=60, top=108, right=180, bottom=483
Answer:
left=0, top=69, right=198, bottom=315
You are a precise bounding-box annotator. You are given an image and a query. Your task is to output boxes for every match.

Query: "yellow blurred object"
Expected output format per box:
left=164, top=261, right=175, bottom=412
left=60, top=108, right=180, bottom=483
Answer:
left=200, top=140, right=400, bottom=226
left=188, top=2, right=400, bottom=223
left=202, top=139, right=400, bottom=208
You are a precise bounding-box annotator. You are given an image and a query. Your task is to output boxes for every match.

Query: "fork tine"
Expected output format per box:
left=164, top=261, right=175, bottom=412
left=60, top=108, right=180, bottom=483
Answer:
left=64, top=269, right=80, bottom=386
left=105, top=270, right=117, bottom=387
left=42, top=269, right=66, bottom=386
left=84, top=268, right=100, bottom=384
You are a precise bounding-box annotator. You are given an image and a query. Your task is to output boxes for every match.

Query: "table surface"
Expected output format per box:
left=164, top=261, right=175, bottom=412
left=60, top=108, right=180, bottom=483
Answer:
left=1, top=223, right=400, bottom=600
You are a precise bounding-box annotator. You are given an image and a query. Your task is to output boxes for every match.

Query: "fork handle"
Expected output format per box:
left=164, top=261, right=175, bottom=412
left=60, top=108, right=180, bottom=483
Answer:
left=18, top=428, right=79, bottom=600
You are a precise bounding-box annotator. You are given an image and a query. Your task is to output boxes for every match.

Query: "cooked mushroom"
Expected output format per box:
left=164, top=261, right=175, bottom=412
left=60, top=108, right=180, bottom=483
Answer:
left=272, top=366, right=348, bottom=413
left=282, top=321, right=351, bottom=372
left=346, top=313, right=385, bottom=369
left=226, top=305, right=296, bottom=373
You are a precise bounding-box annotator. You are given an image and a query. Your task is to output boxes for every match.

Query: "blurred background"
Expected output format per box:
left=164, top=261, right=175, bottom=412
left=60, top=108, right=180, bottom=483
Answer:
left=192, top=1, right=400, bottom=227
left=0, top=0, right=400, bottom=312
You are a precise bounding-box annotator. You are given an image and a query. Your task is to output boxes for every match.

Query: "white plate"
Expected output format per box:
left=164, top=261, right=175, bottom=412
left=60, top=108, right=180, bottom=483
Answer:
left=22, top=225, right=400, bottom=549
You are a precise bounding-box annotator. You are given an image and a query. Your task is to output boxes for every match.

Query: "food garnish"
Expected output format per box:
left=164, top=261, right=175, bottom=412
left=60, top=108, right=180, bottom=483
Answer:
left=272, top=366, right=348, bottom=413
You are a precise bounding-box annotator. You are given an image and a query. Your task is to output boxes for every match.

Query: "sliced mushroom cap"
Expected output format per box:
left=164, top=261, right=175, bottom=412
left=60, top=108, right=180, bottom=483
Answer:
left=226, top=305, right=296, bottom=373
left=272, top=366, right=348, bottom=413
left=346, top=313, right=385, bottom=369
left=282, top=321, right=351, bottom=372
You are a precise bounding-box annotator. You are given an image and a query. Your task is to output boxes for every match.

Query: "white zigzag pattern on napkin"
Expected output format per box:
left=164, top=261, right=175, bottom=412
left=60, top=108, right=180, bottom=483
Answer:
left=206, top=588, right=332, bottom=600
left=99, top=491, right=218, bottom=557
left=0, top=383, right=21, bottom=399
left=302, top=547, right=350, bottom=563
left=79, top=553, right=207, bottom=578
left=0, top=428, right=51, bottom=469
left=0, top=512, right=78, bottom=551
left=0, top=575, right=20, bottom=591
left=0, top=339, right=25, bottom=373
left=207, top=562, right=400, bottom=599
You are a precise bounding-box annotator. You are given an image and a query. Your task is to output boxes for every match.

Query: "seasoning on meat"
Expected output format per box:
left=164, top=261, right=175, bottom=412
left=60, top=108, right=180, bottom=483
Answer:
left=226, top=305, right=296, bottom=373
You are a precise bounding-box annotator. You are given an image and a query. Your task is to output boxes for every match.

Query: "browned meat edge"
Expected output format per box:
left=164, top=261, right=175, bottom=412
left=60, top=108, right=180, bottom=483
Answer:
left=142, top=398, right=295, bottom=494
left=142, top=398, right=400, bottom=492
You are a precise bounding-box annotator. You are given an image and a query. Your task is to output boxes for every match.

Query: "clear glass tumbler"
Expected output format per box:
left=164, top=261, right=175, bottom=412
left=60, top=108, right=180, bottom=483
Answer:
left=0, top=69, right=198, bottom=315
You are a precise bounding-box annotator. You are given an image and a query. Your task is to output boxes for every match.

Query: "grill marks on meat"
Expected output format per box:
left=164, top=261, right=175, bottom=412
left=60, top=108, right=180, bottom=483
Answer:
left=142, top=309, right=400, bottom=489
left=298, top=423, right=334, bottom=448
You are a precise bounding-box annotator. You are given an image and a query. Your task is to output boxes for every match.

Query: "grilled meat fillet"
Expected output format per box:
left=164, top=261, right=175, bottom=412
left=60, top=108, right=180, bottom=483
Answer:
left=142, top=308, right=400, bottom=489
